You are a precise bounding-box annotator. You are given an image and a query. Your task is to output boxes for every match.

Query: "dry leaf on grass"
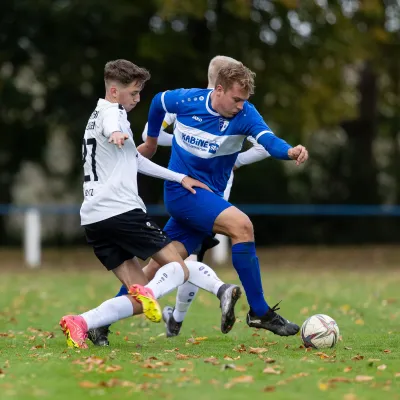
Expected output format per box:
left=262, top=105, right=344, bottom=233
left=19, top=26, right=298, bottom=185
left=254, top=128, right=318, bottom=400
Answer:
left=383, top=349, right=391, bottom=354
left=249, top=347, right=268, bottom=354
left=141, top=363, right=157, bottom=369
left=263, top=367, right=282, bottom=375
left=104, top=365, right=122, bottom=373
left=164, top=348, right=179, bottom=353
left=223, top=355, right=241, bottom=361
left=367, top=359, right=380, bottom=362
left=327, top=377, right=352, bottom=383
left=344, top=347, right=352, bottom=350
left=351, top=355, right=364, bottom=361
left=263, top=385, right=276, bottom=392
left=30, top=345, right=43, bottom=350
left=79, top=381, right=98, bottom=388
left=394, top=372, right=400, bottom=378
left=344, top=367, right=352, bottom=373
left=377, top=364, right=387, bottom=371
left=277, top=372, right=309, bottom=385
left=264, top=358, right=276, bottom=364
left=155, top=361, right=172, bottom=366
left=224, top=375, right=254, bottom=389
left=315, top=352, right=331, bottom=359
left=143, top=373, right=162, bottom=378
left=354, top=375, right=374, bottom=382
left=176, top=353, right=190, bottom=360
left=204, top=357, right=219, bottom=365
left=343, top=394, right=358, bottom=400
left=233, top=344, right=247, bottom=353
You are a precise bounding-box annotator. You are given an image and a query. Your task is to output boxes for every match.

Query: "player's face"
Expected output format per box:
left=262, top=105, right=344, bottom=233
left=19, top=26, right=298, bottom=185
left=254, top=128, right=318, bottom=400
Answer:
left=214, top=83, right=250, bottom=118
left=115, top=80, right=142, bottom=112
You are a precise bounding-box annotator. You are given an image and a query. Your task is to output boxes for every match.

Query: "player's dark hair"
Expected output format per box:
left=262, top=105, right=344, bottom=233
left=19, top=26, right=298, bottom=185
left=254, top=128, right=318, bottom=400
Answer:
left=215, top=62, right=255, bottom=95
left=104, top=59, right=150, bottom=88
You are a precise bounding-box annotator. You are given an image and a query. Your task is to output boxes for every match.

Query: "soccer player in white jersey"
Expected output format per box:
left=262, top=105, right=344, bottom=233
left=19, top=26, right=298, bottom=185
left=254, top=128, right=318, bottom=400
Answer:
left=59, top=59, right=239, bottom=349
left=143, top=61, right=308, bottom=337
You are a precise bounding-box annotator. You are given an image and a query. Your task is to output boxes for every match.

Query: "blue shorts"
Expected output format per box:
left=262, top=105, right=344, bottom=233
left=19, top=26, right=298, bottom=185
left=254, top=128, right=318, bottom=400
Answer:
left=163, top=182, right=232, bottom=255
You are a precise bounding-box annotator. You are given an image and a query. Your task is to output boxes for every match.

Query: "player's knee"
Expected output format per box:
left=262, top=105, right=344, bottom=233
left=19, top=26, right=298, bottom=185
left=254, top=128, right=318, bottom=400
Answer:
left=232, top=215, right=254, bottom=241
left=177, top=261, right=190, bottom=281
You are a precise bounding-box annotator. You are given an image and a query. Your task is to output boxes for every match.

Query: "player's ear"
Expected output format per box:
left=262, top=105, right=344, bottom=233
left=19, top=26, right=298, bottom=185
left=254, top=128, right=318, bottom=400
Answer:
left=110, top=85, right=118, bottom=99
left=215, top=84, right=224, bottom=95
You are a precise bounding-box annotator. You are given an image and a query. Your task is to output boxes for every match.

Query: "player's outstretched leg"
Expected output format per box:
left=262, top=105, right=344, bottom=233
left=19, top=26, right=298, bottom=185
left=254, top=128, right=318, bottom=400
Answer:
left=87, top=285, right=128, bottom=346
left=162, top=306, right=183, bottom=337
left=214, top=207, right=300, bottom=336
left=60, top=286, right=159, bottom=348
left=162, top=280, right=199, bottom=337
left=184, top=260, right=242, bottom=334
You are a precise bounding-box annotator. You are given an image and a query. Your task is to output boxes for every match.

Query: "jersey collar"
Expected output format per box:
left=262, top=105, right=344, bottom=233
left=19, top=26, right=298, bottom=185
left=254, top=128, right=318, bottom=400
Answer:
left=206, top=90, right=220, bottom=117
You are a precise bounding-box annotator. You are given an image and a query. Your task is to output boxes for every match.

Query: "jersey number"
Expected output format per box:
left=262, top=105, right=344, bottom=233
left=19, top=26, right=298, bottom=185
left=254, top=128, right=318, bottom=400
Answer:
left=82, top=138, right=98, bottom=182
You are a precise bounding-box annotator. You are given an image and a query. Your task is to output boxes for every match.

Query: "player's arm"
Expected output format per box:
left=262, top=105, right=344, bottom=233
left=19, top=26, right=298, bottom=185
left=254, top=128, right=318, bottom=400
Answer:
left=234, top=137, right=270, bottom=170
left=102, top=107, right=129, bottom=149
left=246, top=107, right=308, bottom=165
left=137, top=153, right=211, bottom=194
left=138, top=118, right=174, bottom=158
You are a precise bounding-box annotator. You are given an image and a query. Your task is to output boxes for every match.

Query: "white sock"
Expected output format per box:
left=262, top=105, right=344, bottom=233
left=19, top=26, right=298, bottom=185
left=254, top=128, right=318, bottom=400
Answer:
left=80, top=296, right=133, bottom=330
left=185, top=260, right=224, bottom=296
left=173, top=281, right=199, bottom=322
left=146, top=261, right=185, bottom=299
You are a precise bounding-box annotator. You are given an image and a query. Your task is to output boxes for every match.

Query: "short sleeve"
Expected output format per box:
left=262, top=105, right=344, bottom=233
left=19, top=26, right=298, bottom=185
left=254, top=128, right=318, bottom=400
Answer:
left=102, top=106, right=121, bottom=138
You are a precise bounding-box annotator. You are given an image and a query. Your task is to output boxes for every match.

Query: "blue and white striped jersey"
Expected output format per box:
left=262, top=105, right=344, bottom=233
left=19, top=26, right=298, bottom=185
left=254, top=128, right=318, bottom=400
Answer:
left=148, top=88, right=291, bottom=196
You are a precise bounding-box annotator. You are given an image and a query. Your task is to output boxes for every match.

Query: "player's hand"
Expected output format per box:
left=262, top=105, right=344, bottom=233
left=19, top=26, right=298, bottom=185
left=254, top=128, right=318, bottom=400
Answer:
left=109, top=131, right=129, bottom=149
left=181, top=176, right=212, bottom=194
left=288, top=145, right=308, bottom=165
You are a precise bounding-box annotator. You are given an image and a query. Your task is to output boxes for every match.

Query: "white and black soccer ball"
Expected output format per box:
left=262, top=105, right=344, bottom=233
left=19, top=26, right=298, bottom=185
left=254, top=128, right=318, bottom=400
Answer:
left=301, top=314, right=339, bottom=349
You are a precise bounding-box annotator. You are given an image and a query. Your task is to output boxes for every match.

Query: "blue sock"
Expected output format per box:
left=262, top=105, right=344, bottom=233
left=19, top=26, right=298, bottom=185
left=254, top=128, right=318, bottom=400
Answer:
left=232, top=242, right=269, bottom=316
left=115, top=284, right=129, bottom=297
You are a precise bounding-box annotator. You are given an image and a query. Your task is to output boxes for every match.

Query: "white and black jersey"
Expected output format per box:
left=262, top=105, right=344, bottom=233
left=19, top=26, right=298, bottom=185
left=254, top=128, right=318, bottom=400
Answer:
left=80, top=99, right=186, bottom=226
left=80, top=99, right=146, bottom=225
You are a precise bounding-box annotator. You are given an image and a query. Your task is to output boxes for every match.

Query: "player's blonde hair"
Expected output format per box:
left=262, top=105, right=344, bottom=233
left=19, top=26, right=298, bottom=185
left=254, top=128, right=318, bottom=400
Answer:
left=207, top=56, right=240, bottom=87
left=214, top=62, right=256, bottom=95
left=104, top=59, right=150, bottom=88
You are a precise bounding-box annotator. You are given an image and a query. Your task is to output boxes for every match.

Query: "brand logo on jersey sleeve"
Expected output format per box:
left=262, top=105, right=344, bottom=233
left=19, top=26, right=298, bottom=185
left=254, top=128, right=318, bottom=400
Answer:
left=219, top=118, right=230, bottom=132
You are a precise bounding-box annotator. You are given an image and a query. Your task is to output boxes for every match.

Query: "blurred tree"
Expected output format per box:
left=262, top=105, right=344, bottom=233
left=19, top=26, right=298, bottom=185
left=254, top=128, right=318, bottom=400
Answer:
left=1, top=0, right=400, bottom=244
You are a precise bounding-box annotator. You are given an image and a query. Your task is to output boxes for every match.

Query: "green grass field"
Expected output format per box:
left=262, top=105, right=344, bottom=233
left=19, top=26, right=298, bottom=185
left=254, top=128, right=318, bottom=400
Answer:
left=1, top=247, right=400, bottom=400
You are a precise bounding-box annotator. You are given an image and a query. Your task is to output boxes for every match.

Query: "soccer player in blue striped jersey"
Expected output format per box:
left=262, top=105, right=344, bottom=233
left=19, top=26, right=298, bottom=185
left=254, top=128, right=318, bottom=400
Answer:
left=145, top=61, right=308, bottom=336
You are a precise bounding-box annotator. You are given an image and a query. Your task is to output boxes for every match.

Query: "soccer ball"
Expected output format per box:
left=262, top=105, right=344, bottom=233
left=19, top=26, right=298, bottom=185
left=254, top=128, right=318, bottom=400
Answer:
left=301, top=314, right=339, bottom=349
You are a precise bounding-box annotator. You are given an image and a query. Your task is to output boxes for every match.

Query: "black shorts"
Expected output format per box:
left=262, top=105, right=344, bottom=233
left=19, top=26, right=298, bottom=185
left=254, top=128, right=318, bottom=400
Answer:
left=84, top=209, right=171, bottom=271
